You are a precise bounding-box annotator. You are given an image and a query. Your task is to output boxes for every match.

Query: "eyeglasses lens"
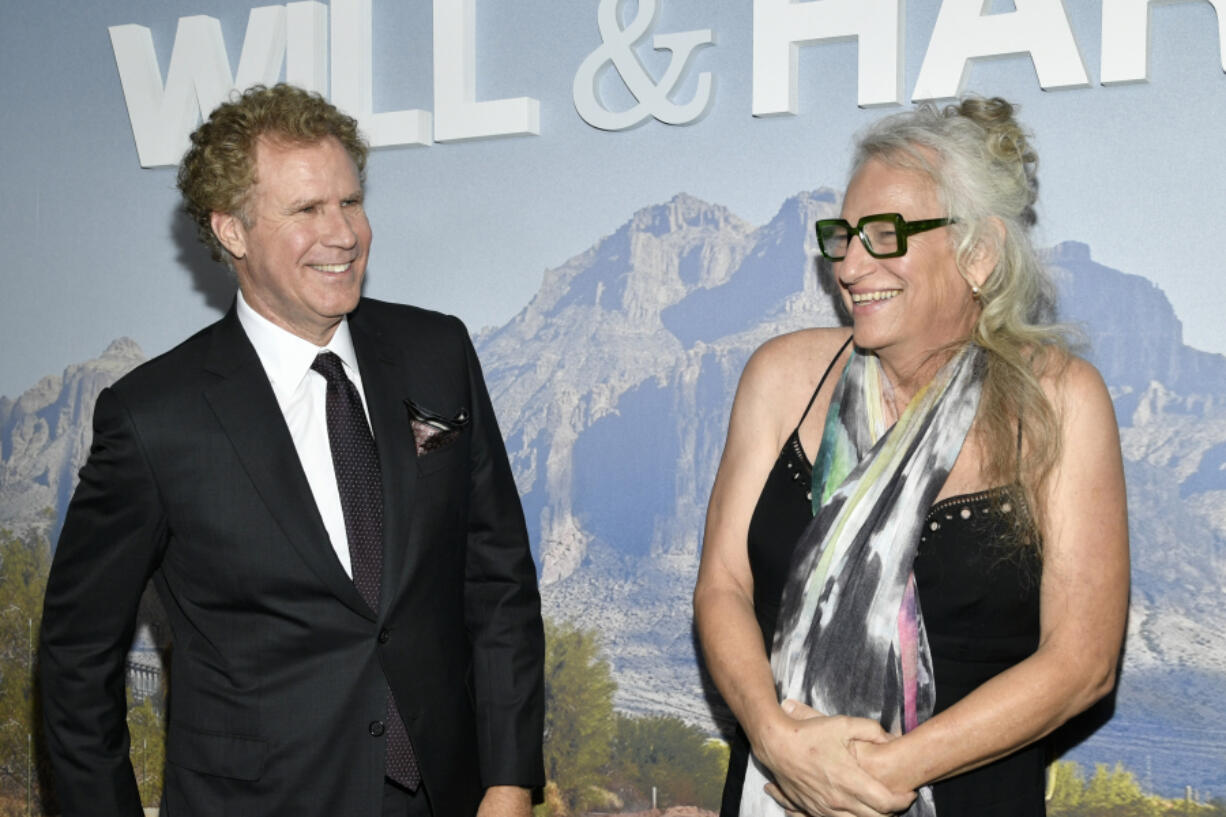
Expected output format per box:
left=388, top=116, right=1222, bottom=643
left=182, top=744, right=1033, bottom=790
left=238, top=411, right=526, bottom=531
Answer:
left=861, top=220, right=900, bottom=256
left=819, top=223, right=851, bottom=259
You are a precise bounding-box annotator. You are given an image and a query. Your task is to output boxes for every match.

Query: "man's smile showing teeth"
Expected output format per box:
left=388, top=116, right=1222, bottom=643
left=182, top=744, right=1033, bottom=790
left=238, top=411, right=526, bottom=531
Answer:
left=850, top=289, right=900, bottom=304
left=310, top=262, right=351, bottom=273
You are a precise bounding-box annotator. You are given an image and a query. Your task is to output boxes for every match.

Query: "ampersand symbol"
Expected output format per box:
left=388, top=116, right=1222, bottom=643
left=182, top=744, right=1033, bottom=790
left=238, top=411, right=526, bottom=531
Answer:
left=572, top=0, right=715, bottom=130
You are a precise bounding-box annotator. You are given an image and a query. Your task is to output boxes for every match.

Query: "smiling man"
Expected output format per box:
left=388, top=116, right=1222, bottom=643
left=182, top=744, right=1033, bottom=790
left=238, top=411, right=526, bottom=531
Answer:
left=40, top=84, right=545, bottom=817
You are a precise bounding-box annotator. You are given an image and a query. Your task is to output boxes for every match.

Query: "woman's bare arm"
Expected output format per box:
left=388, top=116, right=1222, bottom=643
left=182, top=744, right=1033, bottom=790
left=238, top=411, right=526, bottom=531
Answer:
left=694, top=331, right=914, bottom=817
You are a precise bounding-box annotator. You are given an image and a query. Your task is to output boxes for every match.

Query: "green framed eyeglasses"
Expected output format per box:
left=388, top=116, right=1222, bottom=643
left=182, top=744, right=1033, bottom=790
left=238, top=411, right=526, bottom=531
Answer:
left=815, top=213, right=955, bottom=261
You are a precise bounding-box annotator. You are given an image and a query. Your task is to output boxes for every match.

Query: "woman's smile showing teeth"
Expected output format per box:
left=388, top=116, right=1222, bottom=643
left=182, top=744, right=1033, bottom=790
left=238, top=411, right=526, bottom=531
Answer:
left=310, top=262, right=351, bottom=273
left=850, top=289, right=900, bottom=304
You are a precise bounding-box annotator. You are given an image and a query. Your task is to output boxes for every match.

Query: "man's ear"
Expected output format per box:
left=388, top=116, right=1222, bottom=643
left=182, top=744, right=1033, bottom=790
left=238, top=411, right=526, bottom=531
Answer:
left=210, top=211, right=247, bottom=260
left=961, top=217, right=1005, bottom=293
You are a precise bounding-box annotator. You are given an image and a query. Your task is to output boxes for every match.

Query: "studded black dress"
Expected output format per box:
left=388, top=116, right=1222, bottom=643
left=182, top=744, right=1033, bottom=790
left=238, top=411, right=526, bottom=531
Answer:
left=718, top=359, right=1045, bottom=816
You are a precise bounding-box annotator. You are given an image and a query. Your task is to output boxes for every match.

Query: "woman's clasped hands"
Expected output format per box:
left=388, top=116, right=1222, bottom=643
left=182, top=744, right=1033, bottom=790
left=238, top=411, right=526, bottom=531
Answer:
left=755, top=699, right=917, bottom=817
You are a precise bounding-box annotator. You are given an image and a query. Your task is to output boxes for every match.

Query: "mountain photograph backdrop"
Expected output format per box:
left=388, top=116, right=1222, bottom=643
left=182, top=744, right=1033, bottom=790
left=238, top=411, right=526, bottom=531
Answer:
left=4, top=189, right=1225, bottom=799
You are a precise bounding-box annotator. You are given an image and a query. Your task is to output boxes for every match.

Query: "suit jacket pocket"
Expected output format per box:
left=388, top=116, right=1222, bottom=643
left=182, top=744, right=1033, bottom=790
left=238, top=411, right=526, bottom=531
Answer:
left=166, top=724, right=268, bottom=781
left=415, top=434, right=465, bottom=475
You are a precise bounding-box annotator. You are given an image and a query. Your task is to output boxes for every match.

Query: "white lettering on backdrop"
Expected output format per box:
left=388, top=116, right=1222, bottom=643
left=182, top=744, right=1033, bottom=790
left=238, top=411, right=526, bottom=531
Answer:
left=752, top=0, right=903, bottom=114
left=435, top=0, right=540, bottom=141
left=750, top=0, right=1223, bottom=112
left=911, top=0, right=1089, bottom=100
left=110, top=0, right=540, bottom=167
left=109, top=0, right=1225, bottom=166
left=572, top=0, right=714, bottom=130
left=328, top=0, right=432, bottom=149
left=1101, top=0, right=1226, bottom=83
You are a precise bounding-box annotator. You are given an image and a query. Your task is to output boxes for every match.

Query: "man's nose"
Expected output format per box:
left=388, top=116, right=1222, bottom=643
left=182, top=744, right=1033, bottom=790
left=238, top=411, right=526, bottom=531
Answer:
left=322, top=206, right=359, bottom=247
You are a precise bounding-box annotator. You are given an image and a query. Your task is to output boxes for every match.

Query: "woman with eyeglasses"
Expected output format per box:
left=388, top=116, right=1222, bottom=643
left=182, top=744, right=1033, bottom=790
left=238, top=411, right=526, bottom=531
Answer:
left=694, top=97, right=1128, bottom=817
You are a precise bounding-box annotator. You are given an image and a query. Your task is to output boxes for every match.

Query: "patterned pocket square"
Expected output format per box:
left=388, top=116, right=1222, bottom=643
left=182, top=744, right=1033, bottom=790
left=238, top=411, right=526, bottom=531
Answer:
left=405, top=398, right=470, bottom=455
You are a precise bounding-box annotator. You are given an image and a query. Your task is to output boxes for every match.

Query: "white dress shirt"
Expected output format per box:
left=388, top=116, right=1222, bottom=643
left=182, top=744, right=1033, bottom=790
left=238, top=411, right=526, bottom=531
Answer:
left=236, top=291, right=372, bottom=578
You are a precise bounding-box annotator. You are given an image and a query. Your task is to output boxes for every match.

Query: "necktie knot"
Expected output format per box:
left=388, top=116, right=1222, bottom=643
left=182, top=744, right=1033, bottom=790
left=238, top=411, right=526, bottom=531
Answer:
left=311, top=351, right=348, bottom=384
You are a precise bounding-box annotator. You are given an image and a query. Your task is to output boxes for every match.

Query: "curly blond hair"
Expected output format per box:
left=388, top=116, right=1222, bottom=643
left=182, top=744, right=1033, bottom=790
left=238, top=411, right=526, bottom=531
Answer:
left=177, top=83, right=368, bottom=263
left=850, top=96, right=1069, bottom=550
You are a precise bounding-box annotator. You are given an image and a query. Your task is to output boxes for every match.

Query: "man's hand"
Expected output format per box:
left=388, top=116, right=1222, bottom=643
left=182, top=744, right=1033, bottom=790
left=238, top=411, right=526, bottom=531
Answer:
left=476, top=785, right=533, bottom=817
left=756, top=699, right=916, bottom=817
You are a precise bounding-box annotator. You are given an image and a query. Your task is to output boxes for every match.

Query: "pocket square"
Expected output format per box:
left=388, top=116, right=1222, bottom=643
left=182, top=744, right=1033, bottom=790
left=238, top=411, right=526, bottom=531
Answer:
left=405, top=398, right=470, bottom=456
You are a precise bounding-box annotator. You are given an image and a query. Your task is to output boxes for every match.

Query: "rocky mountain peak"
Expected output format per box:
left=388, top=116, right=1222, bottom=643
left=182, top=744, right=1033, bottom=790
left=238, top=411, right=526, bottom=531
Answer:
left=483, top=195, right=758, bottom=359
left=628, top=192, right=748, bottom=237
left=768, top=188, right=839, bottom=228
left=1050, top=241, right=1226, bottom=405
left=0, top=340, right=146, bottom=534
left=1045, top=240, right=1092, bottom=264
left=102, top=336, right=146, bottom=361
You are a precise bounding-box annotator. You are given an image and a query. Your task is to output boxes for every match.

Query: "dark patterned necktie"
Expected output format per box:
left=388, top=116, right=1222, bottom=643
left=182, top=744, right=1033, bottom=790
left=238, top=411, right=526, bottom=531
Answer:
left=312, top=352, right=420, bottom=790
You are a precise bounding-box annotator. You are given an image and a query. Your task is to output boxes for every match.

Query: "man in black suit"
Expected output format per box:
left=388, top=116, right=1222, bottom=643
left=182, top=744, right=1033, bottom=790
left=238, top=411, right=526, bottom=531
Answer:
left=39, top=84, right=545, bottom=817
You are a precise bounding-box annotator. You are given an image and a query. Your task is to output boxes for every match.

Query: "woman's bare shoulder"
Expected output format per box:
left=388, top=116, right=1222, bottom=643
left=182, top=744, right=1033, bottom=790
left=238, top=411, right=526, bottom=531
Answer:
left=1035, top=349, right=1111, bottom=413
left=745, top=327, right=853, bottom=389
left=731, top=327, right=853, bottom=443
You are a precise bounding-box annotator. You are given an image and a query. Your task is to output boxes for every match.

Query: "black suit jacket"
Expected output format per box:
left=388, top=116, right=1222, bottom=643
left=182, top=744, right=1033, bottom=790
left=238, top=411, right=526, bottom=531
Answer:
left=40, top=299, right=545, bottom=817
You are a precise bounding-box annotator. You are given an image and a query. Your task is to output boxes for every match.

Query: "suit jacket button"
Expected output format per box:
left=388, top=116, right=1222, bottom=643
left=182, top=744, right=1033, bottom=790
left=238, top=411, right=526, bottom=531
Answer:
left=378, top=628, right=390, bottom=644
left=368, top=720, right=385, bottom=737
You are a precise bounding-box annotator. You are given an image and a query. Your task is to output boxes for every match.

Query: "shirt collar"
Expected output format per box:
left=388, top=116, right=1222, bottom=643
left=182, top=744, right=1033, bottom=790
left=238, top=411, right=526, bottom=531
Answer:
left=236, top=290, right=361, bottom=403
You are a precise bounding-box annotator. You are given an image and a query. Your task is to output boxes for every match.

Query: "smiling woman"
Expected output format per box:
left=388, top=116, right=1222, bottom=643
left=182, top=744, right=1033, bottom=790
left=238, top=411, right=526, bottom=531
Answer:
left=693, top=97, right=1129, bottom=817
left=831, top=158, right=977, bottom=377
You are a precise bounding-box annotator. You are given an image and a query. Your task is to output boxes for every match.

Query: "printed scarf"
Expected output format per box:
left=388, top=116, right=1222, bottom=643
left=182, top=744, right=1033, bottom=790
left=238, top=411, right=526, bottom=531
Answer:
left=739, top=344, right=984, bottom=817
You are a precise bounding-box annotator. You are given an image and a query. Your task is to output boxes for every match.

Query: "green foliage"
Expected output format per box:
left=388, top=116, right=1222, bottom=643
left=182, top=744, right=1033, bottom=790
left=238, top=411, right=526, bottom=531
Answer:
left=540, top=618, right=616, bottom=813
left=537, top=618, right=733, bottom=814
left=0, top=523, right=167, bottom=815
left=1079, top=761, right=1151, bottom=817
left=1046, top=759, right=1226, bottom=817
left=607, top=713, right=728, bottom=810
left=126, top=693, right=165, bottom=806
left=0, top=526, right=52, bottom=815
left=1047, top=758, right=1085, bottom=814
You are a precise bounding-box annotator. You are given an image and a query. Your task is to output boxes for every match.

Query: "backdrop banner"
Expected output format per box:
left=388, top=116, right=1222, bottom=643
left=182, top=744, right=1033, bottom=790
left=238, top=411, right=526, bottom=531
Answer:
left=3, top=0, right=1225, bottom=811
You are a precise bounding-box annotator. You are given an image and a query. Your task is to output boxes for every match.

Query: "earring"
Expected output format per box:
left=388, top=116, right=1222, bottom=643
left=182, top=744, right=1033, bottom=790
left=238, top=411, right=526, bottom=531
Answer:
left=970, top=283, right=981, bottom=300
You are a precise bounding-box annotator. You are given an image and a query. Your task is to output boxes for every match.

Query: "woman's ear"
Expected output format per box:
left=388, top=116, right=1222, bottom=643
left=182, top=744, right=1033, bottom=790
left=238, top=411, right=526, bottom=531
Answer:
left=960, top=217, right=1005, bottom=296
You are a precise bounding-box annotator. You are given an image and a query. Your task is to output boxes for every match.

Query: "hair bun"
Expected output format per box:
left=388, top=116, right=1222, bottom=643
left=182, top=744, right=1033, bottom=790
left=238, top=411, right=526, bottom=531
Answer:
left=945, top=96, right=1039, bottom=226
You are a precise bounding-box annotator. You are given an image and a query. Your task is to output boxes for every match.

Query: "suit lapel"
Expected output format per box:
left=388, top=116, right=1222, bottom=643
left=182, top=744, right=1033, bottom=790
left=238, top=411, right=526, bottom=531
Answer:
left=350, top=314, right=420, bottom=616
left=202, top=308, right=374, bottom=620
